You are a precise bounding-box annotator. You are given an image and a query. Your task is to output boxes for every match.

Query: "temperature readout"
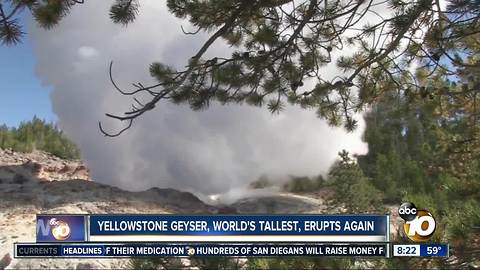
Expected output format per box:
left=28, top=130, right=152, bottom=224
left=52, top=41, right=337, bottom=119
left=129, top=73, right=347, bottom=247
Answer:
left=393, top=244, right=448, bottom=257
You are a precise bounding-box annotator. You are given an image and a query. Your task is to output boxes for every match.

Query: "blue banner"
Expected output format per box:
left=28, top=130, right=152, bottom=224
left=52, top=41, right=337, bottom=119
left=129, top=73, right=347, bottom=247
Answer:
left=89, top=215, right=388, bottom=236
left=15, top=243, right=388, bottom=257
left=419, top=244, right=448, bottom=257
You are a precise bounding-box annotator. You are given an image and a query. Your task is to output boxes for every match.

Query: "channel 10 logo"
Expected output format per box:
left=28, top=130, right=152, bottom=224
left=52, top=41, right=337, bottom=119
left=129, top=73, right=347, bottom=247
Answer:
left=398, top=202, right=436, bottom=242
left=36, top=215, right=86, bottom=242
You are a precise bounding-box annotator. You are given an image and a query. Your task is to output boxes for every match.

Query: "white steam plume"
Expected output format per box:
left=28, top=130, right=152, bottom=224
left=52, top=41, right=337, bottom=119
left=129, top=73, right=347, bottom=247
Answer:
left=30, top=0, right=367, bottom=195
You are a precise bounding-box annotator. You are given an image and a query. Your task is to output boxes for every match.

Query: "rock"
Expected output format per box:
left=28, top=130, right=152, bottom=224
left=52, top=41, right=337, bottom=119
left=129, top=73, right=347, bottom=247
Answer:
left=72, top=165, right=90, bottom=180
left=76, top=262, right=102, bottom=269
left=13, top=173, right=29, bottom=184
left=144, top=188, right=211, bottom=212
left=59, top=164, right=71, bottom=174
left=31, top=162, right=43, bottom=175
left=0, top=253, right=12, bottom=270
left=469, top=260, right=480, bottom=270
left=217, top=205, right=238, bottom=214
left=231, top=194, right=321, bottom=214
left=0, top=149, right=219, bottom=269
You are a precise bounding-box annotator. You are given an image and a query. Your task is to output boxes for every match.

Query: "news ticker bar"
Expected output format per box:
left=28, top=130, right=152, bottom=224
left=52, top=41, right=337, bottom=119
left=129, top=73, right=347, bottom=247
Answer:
left=15, top=243, right=388, bottom=258
left=16, top=243, right=450, bottom=258
left=393, top=244, right=449, bottom=257
left=37, top=214, right=390, bottom=243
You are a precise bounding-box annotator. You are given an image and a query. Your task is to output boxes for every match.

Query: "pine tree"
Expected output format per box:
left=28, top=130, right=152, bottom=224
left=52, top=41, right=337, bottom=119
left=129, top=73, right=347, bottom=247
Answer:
left=101, top=0, right=480, bottom=137
left=328, top=150, right=383, bottom=213
left=1, top=0, right=478, bottom=138
left=356, top=88, right=479, bottom=260
left=0, top=117, right=81, bottom=159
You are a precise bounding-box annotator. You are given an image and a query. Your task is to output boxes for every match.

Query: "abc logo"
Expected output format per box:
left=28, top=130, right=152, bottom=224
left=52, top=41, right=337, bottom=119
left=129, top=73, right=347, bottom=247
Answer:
left=49, top=218, right=71, bottom=241
left=398, top=202, right=436, bottom=242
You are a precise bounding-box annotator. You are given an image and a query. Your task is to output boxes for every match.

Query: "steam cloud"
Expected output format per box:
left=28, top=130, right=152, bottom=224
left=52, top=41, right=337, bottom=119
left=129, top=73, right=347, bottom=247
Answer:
left=30, top=0, right=367, bottom=195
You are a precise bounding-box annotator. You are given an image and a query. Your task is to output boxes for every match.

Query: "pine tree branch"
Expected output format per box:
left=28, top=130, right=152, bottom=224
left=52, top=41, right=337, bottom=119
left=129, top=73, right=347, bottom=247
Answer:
left=0, top=3, right=7, bottom=23
left=258, top=0, right=294, bottom=8
left=100, top=2, right=248, bottom=136
left=3, top=2, right=23, bottom=21
left=344, top=3, right=431, bottom=85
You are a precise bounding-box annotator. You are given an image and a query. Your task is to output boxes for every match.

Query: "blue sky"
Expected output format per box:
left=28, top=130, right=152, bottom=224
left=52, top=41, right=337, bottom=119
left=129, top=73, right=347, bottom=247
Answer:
left=0, top=13, right=56, bottom=127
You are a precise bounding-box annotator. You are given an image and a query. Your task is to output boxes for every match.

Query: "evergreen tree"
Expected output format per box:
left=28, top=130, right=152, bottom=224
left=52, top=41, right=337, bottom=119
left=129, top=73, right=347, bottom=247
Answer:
left=0, top=117, right=81, bottom=159
left=99, top=0, right=480, bottom=137
left=1, top=0, right=478, bottom=139
left=328, top=150, right=383, bottom=213
left=357, top=88, right=479, bottom=264
left=0, top=0, right=84, bottom=45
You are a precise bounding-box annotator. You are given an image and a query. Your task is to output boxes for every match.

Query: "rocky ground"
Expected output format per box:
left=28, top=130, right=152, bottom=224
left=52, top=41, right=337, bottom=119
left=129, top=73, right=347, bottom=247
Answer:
left=0, top=149, right=477, bottom=269
left=0, top=149, right=354, bottom=269
left=0, top=149, right=214, bottom=269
